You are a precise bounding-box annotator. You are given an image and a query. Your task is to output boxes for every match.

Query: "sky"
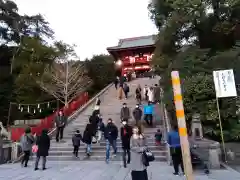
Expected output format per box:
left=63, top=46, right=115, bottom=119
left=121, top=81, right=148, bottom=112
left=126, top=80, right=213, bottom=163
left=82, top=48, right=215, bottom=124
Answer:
left=13, top=0, right=158, bottom=60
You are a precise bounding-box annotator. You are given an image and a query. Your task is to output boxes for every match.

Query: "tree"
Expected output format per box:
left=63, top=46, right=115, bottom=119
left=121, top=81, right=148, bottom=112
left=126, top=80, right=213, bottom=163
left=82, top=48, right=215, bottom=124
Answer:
left=85, top=54, right=115, bottom=96
left=0, top=0, right=79, bottom=124
left=0, top=0, right=22, bottom=45
left=148, top=0, right=240, bottom=141
left=36, top=60, right=92, bottom=107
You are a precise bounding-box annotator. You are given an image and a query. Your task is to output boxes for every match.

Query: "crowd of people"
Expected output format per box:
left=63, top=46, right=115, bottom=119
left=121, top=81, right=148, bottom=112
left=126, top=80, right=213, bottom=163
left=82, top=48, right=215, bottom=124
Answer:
left=19, top=76, right=185, bottom=179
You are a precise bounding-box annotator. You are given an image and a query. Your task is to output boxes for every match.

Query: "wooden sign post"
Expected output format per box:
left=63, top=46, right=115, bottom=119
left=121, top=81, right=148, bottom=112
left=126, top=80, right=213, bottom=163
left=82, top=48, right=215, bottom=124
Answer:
left=171, top=71, right=194, bottom=180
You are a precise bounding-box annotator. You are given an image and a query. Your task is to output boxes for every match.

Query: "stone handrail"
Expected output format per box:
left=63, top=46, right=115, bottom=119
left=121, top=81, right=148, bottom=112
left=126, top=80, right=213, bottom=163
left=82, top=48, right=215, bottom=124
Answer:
left=159, top=87, right=172, bottom=165
left=162, top=104, right=172, bottom=165
left=12, top=83, right=113, bottom=163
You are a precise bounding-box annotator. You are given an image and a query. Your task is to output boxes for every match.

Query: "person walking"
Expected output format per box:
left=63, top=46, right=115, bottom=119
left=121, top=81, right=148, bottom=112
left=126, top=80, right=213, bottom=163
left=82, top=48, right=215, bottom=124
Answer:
left=94, top=96, right=101, bottom=111
left=120, top=103, right=130, bottom=122
left=120, top=120, right=133, bottom=168
left=155, top=129, right=162, bottom=146
left=123, top=83, right=130, bottom=99
left=72, top=130, right=82, bottom=158
left=148, top=87, right=154, bottom=103
left=83, top=119, right=95, bottom=156
left=130, top=126, right=148, bottom=180
left=143, top=102, right=154, bottom=126
left=89, top=114, right=99, bottom=137
left=135, top=85, right=142, bottom=104
left=168, top=125, right=184, bottom=176
left=20, top=127, right=34, bottom=167
left=132, top=104, right=143, bottom=126
left=97, top=114, right=105, bottom=142
left=114, top=77, right=119, bottom=89
left=118, top=76, right=125, bottom=100
left=34, top=129, right=50, bottom=171
left=104, top=118, right=118, bottom=163
left=55, top=110, right=67, bottom=142
left=153, top=84, right=161, bottom=104
left=143, top=85, right=149, bottom=101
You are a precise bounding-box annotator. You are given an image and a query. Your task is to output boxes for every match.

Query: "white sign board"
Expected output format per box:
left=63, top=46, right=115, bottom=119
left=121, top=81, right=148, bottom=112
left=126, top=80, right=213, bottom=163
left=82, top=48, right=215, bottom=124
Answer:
left=213, top=69, right=237, bottom=98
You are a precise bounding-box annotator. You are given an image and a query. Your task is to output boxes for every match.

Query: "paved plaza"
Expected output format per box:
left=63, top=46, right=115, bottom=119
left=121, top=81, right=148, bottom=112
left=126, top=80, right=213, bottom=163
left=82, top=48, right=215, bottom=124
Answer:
left=2, top=77, right=240, bottom=179
left=1, top=161, right=240, bottom=180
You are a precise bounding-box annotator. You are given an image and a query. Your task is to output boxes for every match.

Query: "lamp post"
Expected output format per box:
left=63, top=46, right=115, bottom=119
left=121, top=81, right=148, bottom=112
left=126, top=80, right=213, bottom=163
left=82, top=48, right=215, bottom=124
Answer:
left=115, top=60, right=123, bottom=76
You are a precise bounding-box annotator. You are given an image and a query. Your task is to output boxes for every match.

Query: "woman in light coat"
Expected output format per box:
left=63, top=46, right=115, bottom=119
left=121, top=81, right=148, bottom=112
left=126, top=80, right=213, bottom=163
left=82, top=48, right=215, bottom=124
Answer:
left=147, top=87, right=154, bottom=103
left=130, top=126, right=148, bottom=180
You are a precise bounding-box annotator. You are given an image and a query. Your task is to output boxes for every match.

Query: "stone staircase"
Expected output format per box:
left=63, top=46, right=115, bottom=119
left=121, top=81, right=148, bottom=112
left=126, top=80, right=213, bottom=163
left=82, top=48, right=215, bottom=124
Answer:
left=47, top=78, right=168, bottom=162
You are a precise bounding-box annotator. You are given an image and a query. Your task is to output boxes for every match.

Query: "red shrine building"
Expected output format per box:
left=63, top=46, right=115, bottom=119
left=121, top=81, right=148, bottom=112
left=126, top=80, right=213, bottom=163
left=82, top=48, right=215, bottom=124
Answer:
left=107, top=35, right=156, bottom=76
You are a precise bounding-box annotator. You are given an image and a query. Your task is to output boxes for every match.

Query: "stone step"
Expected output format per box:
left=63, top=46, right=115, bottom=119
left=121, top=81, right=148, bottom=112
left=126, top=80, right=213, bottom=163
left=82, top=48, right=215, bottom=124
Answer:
left=50, top=141, right=166, bottom=148
left=48, top=150, right=167, bottom=156
left=50, top=145, right=166, bottom=151
left=46, top=155, right=167, bottom=161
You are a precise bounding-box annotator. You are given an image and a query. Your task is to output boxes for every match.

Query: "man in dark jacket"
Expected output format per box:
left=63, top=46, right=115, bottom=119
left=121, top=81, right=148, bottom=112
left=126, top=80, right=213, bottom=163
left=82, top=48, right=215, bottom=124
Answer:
left=104, top=118, right=118, bottom=163
left=154, top=84, right=161, bottom=104
left=114, top=77, right=119, bottom=89
left=132, top=104, right=142, bottom=126
left=34, top=129, right=50, bottom=171
left=55, top=110, right=67, bottom=142
left=120, top=120, right=133, bottom=168
left=120, top=103, right=130, bottom=122
left=72, top=130, right=82, bottom=158
left=123, top=83, right=130, bottom=99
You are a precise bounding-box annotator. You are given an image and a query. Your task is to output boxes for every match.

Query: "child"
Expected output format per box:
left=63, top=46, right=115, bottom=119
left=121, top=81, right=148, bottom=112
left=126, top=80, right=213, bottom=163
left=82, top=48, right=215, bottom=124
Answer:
left=155, top=129, right=162, bottom=146
left=72, top=130, right=82, bottom=158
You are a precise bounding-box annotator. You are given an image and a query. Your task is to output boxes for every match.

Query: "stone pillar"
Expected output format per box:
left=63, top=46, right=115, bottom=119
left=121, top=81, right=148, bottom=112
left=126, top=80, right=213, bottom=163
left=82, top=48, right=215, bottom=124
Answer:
left=209, top=142, right=221, bottom=169
left=191, top=113, right=203, bottom=140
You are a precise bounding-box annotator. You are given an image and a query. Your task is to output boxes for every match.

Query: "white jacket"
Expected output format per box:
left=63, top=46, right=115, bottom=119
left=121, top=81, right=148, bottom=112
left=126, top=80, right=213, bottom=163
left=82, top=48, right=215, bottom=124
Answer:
left=148, top=89, right=154, bottom=102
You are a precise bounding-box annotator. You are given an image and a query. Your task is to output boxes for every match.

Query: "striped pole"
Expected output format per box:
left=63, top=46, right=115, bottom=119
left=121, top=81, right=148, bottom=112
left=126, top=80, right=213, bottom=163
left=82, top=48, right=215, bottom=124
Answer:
left=171, top=71, right=194, bottom=180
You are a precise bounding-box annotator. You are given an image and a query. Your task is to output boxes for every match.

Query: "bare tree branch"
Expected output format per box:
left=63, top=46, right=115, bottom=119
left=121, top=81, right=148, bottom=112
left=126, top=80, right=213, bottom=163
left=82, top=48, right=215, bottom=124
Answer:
left=35, top=60, right=92, bottom=107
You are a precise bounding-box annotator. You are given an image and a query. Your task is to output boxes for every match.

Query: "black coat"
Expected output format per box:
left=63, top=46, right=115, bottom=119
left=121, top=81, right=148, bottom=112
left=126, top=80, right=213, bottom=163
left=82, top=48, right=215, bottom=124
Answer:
left=92, top=110, right=100, bottom=116
left=72, top=133, right=82, bottom=147
left=120, top=125, right=133, bottom=149
left=104, top=123, right=118, bottom=142
left=83, top=123, right=94, bottom=144
left=133, top=108, right=143, bottom=121
left=36, top=134, right=50, bottom=157
left=89, top=115, right=99, bottom=135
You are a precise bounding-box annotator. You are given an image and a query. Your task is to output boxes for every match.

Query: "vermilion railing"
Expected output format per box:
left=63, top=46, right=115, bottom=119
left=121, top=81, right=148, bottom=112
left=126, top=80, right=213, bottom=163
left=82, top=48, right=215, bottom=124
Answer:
left=10, top=92, right=89, bottom=141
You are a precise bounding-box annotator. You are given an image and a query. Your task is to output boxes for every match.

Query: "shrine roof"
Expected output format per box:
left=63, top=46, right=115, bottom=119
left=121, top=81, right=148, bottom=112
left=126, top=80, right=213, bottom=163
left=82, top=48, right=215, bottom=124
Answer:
left=107, top=35, right=156, bottom=51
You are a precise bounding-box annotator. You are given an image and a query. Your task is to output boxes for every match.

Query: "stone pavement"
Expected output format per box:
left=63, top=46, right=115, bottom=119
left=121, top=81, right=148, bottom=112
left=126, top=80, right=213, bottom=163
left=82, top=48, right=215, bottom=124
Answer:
left=1, top=161, right=240, bottom=180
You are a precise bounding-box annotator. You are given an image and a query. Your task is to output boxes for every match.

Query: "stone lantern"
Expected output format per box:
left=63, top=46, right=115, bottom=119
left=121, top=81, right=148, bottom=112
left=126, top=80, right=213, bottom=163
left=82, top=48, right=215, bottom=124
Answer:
left=191, top=113, right=203, bottom=140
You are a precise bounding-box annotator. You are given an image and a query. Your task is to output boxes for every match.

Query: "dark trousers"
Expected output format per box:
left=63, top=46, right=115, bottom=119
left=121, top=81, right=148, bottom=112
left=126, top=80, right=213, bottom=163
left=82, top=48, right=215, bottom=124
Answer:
left=122, top=148, right=131, bottom=166
left=56, top=127, right=64, bottom=141
left=131, top=169, right=148, bottom=180
left=135, top=119, right=141, bottom=126
left=144, top=114, right=153, bottom=126
left=35, top=156, right=46, bottom=169
left=124, top=91, right=128, bottom=98
left=21, top=150, right=30, bottom=166
left=73, top=146, right=79, bottom=157
left=171, top=147, right=184, bottom=173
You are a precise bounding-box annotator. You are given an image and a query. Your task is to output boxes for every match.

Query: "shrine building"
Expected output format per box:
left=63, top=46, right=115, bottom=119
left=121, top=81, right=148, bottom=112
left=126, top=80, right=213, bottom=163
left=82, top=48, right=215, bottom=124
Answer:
left=107, top=35, right=156, bottom=76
